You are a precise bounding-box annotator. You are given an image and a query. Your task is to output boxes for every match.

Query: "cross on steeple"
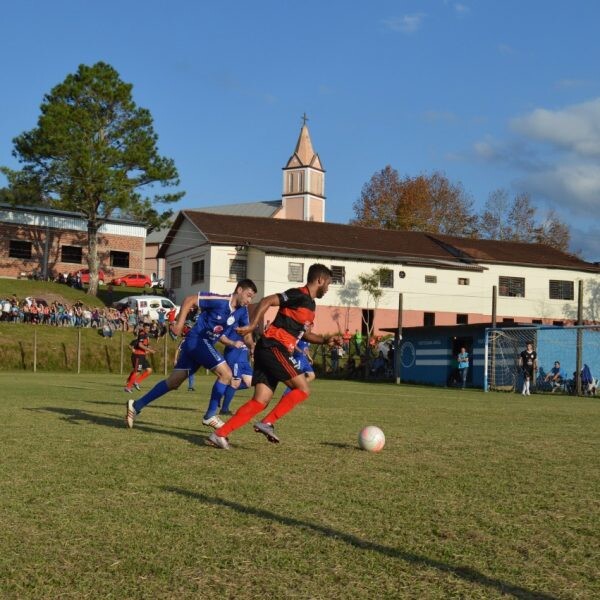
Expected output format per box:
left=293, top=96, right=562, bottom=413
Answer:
left=301, top=112, right=309, bottom=126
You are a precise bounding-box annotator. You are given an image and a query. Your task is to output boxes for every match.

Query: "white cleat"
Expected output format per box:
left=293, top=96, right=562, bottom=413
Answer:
left=125, top=399, right=137, bottom=428
left=207, top=431, right=230, bottom=450
left=202, top=415, right=225, bottom=429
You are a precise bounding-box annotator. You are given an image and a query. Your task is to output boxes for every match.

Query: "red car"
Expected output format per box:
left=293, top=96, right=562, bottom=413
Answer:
left=70, top=269, right=105, bottom=284
left=110, top=273, right=152, bottom=288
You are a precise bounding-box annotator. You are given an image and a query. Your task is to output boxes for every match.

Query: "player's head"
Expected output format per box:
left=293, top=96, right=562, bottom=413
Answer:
left=526, top=341, right=533, bottom=350
left=233, top=279, right=257, bottom=307
left=307, top=263, right=333, bottom=299
left=554, top=361, right=560, bottom=367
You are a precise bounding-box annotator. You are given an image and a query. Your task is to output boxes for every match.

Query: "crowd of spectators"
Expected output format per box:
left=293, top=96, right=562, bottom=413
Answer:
left=0, top=294, right=172, bottom=339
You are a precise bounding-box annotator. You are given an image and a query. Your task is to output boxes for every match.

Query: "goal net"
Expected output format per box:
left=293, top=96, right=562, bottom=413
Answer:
left=484, top=325, right=600, bottom=392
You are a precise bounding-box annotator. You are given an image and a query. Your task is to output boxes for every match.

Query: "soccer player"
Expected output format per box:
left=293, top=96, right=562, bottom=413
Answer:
left=208, top=263, right=338, bottom=450
left=124, top=322, right=155, bottom=393
left=125, top=279, right=257, bottom=429
left=219, top=328, right=254, bottom=416
left=279, top=337, right=315, bottom=398
left=519, top=341, right=538, bottom=395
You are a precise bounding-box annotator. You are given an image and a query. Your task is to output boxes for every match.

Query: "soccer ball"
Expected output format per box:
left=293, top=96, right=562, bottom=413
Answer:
left=358, top=426, right=385, bottom=452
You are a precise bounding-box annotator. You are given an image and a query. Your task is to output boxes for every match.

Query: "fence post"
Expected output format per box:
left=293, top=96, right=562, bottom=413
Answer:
left=77, top=328, right=81, bottom=374
left=120, top=331, right=124, bottom=375
left=164, top=331, right=168, bottom=376
left=33, top=328, right=37, bottom=373
left=395, top=293, right=403, bottom=384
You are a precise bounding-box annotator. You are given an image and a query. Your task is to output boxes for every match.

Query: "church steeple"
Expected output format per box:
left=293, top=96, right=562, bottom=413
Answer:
left=281, top=116, right=325, bottom=222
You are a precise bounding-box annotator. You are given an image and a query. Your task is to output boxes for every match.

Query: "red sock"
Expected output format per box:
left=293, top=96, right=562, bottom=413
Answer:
left=125, top=371, right=137, bottom=388
left=135, top=370, right=152, bottom=384
left=262, top=389, right=308, bottom=425
left=216, top=399, right=264, bottom=437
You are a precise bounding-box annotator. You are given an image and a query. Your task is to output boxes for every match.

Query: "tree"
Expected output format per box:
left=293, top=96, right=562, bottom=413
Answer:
left=477, top=189, right=571, bottom=252
left=351, top=166, right=477, bottom=236
left=1, top=62, right=183, bottom=295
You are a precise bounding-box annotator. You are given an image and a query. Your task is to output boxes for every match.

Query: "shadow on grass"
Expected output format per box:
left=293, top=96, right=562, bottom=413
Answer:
left=28, top=406, right=207, bottom=447
left=163, top=487, right=558, bottom=600
left=320, top=441, right=357, bottom=450
left=84, top=399, right=198, bottom=412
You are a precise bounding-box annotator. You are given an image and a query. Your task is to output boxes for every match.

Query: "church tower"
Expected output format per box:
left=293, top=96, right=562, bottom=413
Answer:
left=281, top=117, right=325, bottom=222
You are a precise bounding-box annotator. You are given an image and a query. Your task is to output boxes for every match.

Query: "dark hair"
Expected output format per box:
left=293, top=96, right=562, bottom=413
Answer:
left=235, top=279, right=257, bottom=293
left=307, top=263, right=333, bottom=283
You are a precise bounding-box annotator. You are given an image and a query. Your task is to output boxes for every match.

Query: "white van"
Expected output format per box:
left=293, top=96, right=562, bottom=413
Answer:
left=115, top=295, right=179, bottom=321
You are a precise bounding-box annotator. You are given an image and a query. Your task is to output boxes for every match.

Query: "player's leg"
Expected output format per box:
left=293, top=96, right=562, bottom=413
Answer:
left=202, top=361, right=233, bottom=427
left=221, top=366, right=251, bottom=415
left=221, top=375, right=241, bottom=415
left=259, top=372, right=310, bottom=427
left=124, top=356, right=139, bottom=392
left=188, top=372, right=195, bottom=391
left=134, top=366, right=153, bottom=388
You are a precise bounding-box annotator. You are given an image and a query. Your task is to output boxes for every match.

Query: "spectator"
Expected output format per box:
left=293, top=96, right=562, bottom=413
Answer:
left=545, top=361, right=566, bottom=392
left=457, top=346, right=469, bottom=389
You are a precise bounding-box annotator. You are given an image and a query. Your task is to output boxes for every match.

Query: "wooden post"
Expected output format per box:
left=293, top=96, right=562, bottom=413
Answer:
left=164, top=330, right=169, bottom=376
left=490, top=285, right=497, bottom=389
left=576, top=280, right=583, bottom=395
left=395, top=293, right=403, bottom=385
left=120, top=331, right=124, bottom=375
left=77, top=328, right=81, bottom=374
left=33, top=328, right=37, bottom=373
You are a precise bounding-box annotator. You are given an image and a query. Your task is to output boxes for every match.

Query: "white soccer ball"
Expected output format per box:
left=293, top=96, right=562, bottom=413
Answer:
left=358, top=426, right=385, bottom=452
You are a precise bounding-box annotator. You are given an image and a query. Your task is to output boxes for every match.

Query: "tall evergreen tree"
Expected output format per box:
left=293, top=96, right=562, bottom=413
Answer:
left=1, top=62, right=184, bottom=295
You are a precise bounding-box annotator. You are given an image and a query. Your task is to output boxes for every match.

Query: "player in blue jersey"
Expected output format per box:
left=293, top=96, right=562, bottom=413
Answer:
left=219, top=328, right=254, bottom=416
left=279, top=337, right=314, bottom=398
left=125, top=279, right=257, bottom=429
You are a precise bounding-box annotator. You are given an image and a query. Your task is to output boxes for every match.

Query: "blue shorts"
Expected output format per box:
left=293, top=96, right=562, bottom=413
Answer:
left=174, top=336, right=225, bottom=373
left=296, top=354, right=313, bottom=374
left=228, top=359, right=253, bottom=379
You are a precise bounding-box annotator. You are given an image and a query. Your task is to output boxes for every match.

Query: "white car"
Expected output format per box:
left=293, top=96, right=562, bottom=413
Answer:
left=114, top=295, right=179, bottom=321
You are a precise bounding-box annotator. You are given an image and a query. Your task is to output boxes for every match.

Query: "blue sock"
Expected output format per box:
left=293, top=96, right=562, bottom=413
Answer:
left=188, top=373, right=195, bottom=389
left=281, top=386, right=291, bottom=398
left=204, top=380, right=228, bottom=419
left=221, top=381, right=247, bottom=413
left=133, top=380, right=170, bottom=413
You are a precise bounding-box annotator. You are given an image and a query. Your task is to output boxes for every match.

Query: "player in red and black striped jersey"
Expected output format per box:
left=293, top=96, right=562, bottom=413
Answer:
left=208, top=263, right=340, bottom=449
left=124, top=323, right=156, bottom=392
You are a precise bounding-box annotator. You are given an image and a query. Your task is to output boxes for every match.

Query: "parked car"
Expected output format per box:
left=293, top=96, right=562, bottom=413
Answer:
left=114, top=295, right=179, bottom=321
left=69, top=269, right=105, bottom=284
left=109, top=273, right=152, bottom=288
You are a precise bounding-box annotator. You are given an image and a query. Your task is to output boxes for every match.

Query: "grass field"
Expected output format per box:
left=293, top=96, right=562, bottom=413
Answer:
left=1, top=373, right=599, bottom=599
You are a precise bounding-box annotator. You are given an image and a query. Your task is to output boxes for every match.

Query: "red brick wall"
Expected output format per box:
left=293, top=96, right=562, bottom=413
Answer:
left=0, top=222, right=145, bottom=279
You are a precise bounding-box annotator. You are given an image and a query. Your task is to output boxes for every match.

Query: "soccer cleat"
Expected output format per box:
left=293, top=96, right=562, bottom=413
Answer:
left=202, top=415, right=225, bottom=429
left=133, top=383, right=141, bottom=391
left=207, top=431, right=230, bottom=450
left=253, top=421, right=280, bottom=444
left=123, top=387, right=133, bottom=393
left=188, top=387, right=195, bottom=392
left=219, top=410, right=233, bottom=416
left=125, top=399, right=137, bottom=428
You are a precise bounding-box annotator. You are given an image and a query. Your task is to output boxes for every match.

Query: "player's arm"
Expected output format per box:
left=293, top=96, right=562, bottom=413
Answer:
left=237, top=293, right=280, bottom=336
left=218, top=333, right=246, bottom=349
left=170, top=295, right=198, bottom=337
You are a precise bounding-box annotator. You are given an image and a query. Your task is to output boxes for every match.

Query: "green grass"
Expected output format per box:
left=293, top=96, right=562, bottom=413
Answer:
left=1, top=374, right=598, bottom=599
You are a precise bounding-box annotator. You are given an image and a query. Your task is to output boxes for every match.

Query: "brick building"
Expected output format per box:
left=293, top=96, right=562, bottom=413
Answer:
left=0, top=203, right=146, bottom=280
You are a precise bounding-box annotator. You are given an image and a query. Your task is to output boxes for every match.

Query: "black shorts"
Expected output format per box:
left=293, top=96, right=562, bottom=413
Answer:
left=523, top=367, right=534, bottom=379
left=131, top=354, right=150, bottom=372
left=252, top=339, right=302, bottom=391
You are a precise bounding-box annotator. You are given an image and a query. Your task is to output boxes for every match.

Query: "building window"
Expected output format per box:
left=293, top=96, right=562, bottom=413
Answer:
left=171, top=265, right=182, bottom=288
left=553, top=321, right=564, bottom=327
left=457, top=313, right=468, bottom=325
left=424, top=312, right=435, bottom=326
left=110, top=251, right=130, bottom=268
left=549, top=280, right=574, bottom=300
left=379, top=269, right=393, bottom=288
left=229, top=259, right=247, bottom=281
left=191, top=259, right=205, bottom=284
left=503, top=318, right=515, bottom=324
left=288, top=262, right=304, bottom=282
left=499, top=276, right=525, bottom=297
left=532, top=319, right=543, bottom=324
left=331, top=265, right=345, bottom=285
left=458, top=277, right=470, bottom=286
left=425, top=275, right=437, bottom=284
left=61, top=245, right=83, bottom=264
left=9, top=240, right=32, bottom=259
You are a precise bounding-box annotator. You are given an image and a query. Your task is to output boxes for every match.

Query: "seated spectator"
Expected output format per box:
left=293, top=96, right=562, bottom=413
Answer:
left=545, top=361, right=566, bottom=391
left=370, top=351, right=387, bottom=377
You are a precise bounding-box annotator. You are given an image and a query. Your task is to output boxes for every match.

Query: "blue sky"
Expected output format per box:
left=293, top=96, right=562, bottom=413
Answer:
left=2, top=0, right=600, bottom=260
